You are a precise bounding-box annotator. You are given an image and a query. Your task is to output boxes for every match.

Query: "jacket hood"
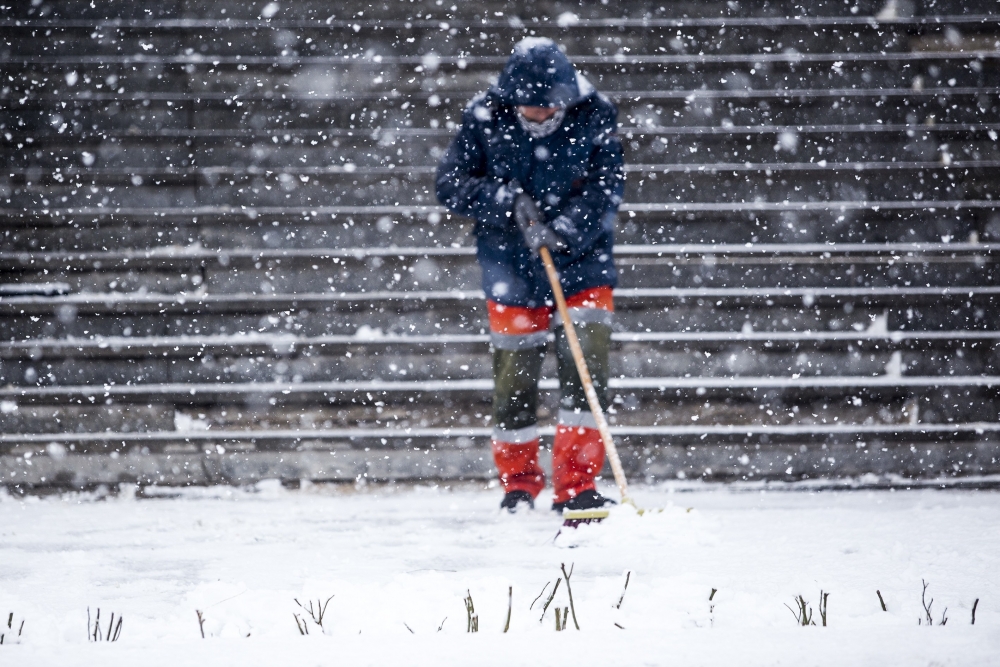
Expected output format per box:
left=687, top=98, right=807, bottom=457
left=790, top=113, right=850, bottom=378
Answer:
left=493, top=38, right=594, bottom=108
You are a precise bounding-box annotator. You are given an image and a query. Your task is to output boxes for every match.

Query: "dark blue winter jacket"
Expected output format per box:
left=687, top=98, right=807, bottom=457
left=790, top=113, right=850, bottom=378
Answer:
left=435, top=39, right=625, bottom=308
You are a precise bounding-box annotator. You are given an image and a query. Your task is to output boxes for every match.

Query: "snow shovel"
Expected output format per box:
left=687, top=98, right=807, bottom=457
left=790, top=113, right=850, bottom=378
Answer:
left=538, top=245, right=639, bottom=524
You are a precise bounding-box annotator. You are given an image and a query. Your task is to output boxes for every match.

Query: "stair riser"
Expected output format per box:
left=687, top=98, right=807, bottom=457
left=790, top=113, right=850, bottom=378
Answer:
left=3, top=435, right=998, bottom=489
left=5, top=60, right=993, bottom=100
left=1, top=347, right=994, bottom=388
left=0, top=392, right=994, bottom=437
left=7, top=138, right=996, bottom=172
left=3, top=213, right=991, bottom=250
left=4, top=94, right=992, bottom=140
left=6, top=0, right=995, bottom=20
left=5, top=171, right=998, bottom=209
left=0, top=302, right=902, bottom=339
left=7, top=23, right=977, bottom=58
left=2, top=257, right=994, bottom=294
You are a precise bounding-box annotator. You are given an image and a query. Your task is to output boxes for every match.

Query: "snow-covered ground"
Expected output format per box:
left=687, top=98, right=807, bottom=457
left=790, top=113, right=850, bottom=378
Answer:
left=1, top=481, right=998, bottom=666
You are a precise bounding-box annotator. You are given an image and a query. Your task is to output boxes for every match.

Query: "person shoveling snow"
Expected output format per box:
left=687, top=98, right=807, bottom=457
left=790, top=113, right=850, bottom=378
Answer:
left=436, top=38, right=626, bottom=516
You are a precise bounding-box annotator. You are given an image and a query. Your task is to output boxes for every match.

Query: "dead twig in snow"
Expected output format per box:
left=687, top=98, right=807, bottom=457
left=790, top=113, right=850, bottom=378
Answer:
left=196, top=610, right=206, bottom=639
left=293, top=613, right=309, bottom=635
left=555, top=607, right=569, bottom=631
left=818, top=590, right=829, bottom=627
left=616, top=572, right=632, bottom=609
left=403, top=622, right=415, bottom=634
left=784, top=595, right=814, bottom=626
left=294, top=595, right=334, bottom=630
left=436, top=617, right=447, bottom=632
left=920, top=579, right=934, bottom=626
left=1, top=612, right=24, bottom=645
left=503, top=586, right=512, bottom=633
left=538, top=578, right=561, bottom=623
left=87, top=608, right=123, bottom=642
left=464, top=590, right=478, bottom=633
left=530, top=581, right=550, bottom=610
left=971, top=599, right=979, bottom=625
left=876, top=590, right=887, bottom=612
left=560, top=563, right=580, bottom=630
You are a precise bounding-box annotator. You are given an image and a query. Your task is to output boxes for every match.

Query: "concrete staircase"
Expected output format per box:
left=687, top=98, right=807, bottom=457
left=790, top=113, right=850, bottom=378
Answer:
left=2, top=0, right=999, bottom=489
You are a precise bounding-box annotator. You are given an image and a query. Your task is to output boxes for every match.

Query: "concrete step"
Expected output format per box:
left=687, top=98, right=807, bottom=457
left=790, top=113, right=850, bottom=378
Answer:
left=1, top=258, right=994, bottom=296
left=7, top=159, right=1000, bottom=185
left=5, top=122, right=997, bottom=147
left=4, top=2, right=995, bottom=22
left=0, top=300, right=936, bottom=341
left=5, top=328, right=998, bottom=359
left=4, top=92, right=992, bottom=142
left=5, top=422, right=999, bottom=488
left=0, top=375, right=997, bottom=411
left=6, top=137, right=999, bottom=174
left=0, top=343, right=993, bottom=390
left=4, top=59, right=993, bottom=102
left=4, top=170, right=996, bottom=211
left=2, top=284, right=995, bottom=316
left=3, top=209, right=991, bottom=251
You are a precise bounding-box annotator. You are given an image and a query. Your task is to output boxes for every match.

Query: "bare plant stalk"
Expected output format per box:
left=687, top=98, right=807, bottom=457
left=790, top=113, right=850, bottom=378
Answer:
left=539, top=579, right=562, bottom=623
left=709, top=588, right=717, bottom=626
left=503, top=586, right=512, bottom=633
left=404, top=622, right=415, bottom=634
left=616, top=572, right=632, bottom=610
left=921, top=580, right=934, bottom=626
left=295, top=595, right=334, bottom=630
left=939, top=607, right=948, bottom=626
left=530, top=582, right=551, bottom=610
left=196, top=610, right=206, bottom=639
left=819, top=590, right=829, bottom=626
left=437, top=617, right=447, bottom=632
left=556, top=607, right=569, bottom=631
left=111, top=616, right=123, bottom=642
left=560, top=563, right=580, bottom=630
left=876, top=590, right=887, bottom=612
left=785, top=595, right=814, bottom=626
left=464, top=590, right=478, bottom=633
left=971, top=599, right=979, bottom=625
left=1, top=611, right=14, bottom=645
left=293, top=613, right=309, bottom=635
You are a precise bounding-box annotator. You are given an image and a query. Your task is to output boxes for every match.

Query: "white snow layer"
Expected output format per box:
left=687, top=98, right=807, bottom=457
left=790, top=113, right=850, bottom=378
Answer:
left=1, top=483, right=997, bottom=665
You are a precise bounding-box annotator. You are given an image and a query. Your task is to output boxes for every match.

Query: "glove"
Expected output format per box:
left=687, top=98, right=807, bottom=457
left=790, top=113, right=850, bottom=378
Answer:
left=513, top=193, right=566, bottom=254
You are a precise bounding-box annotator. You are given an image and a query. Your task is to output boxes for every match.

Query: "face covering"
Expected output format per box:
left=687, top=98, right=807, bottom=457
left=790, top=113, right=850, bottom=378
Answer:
left=517, top=107, right=566, bottom=138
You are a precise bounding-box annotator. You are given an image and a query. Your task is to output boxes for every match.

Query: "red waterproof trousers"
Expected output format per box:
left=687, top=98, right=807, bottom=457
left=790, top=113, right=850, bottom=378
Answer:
left=488, top=287, right=612, bottom=504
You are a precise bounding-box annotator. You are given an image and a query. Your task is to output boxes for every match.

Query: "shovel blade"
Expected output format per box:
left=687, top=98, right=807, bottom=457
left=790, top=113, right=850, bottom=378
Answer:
left=561, top=507, right=611, bottom=528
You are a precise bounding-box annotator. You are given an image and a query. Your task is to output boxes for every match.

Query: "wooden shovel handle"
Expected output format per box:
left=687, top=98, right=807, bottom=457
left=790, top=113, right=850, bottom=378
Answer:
left=539, top=246, right=632, bottom=505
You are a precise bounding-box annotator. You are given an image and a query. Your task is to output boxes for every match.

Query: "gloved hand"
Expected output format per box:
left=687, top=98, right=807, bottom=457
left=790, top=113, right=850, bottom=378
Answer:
left=514, top=193, right=566, bottom=254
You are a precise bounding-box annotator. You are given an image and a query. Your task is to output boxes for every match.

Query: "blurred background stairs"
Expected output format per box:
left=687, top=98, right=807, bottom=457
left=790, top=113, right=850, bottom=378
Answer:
left=1, top=0, right=999, bottom=489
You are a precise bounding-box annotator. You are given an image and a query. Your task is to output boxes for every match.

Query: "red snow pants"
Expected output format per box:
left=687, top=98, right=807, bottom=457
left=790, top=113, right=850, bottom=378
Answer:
left=487, top=287, right=613, bottom=504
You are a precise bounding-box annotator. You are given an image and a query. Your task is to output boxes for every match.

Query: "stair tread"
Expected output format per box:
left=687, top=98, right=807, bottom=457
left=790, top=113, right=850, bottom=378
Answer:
left=2, top=421, right=997, bottom=443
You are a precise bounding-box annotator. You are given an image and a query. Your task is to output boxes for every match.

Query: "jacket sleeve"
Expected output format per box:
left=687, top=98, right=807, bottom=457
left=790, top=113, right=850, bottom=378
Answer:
left=435, top=105, right=515, bottom=230
left=549, top=104, right=624, bottom=261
